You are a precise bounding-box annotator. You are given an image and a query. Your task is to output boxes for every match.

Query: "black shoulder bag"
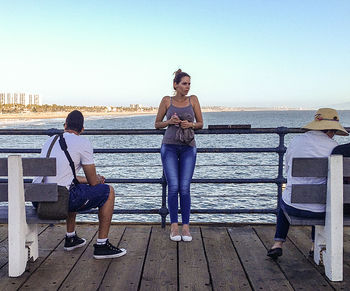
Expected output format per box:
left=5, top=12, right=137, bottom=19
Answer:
left=37, top=134, right=79, bottom=220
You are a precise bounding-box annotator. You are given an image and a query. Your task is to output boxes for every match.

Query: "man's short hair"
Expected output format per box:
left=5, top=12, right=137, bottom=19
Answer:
left=65, top=110, right=84, bottom=133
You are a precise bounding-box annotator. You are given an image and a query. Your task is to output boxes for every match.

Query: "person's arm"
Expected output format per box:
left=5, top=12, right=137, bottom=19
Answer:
left=180, top=95, right=203, bottom=129
left=155, top=96, right=180, bottom=129
left=82, top=164, right=100, bottom=186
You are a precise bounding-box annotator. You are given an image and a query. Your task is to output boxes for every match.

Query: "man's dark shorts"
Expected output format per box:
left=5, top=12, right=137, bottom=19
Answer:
left=69, top=184, right=110, bottom=212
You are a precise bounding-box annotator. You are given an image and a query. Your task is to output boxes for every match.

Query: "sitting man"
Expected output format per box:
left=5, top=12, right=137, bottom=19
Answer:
left=267, top=108, right=348, bottom=259
left=33, top=110, right=126, bottom=259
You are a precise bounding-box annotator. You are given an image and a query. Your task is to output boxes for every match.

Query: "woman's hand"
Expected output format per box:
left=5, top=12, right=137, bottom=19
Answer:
left=180, top=120, right=193, bottom=129
left=168, top=113, right=181, bottom=126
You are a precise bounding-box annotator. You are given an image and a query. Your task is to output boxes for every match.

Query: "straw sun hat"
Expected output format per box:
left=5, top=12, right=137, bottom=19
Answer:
left=302, top=108, right=348, bottom=136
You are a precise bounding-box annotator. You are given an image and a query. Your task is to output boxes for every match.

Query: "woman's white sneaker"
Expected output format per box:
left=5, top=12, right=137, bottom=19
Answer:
left=170, top=233, right=181, bottom=241
left=181, top=235, right=192, bottom=242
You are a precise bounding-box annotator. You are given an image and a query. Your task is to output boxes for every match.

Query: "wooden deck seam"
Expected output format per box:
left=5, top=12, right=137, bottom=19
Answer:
left=177, top=236, right=180, bottom=291
left=96, top=226, right=127, bottom=290
left=198, top=227, right=214, bottom=291
left=137, top=225, right=153, bottom=291
left=226, top=227, right=255, bottom=291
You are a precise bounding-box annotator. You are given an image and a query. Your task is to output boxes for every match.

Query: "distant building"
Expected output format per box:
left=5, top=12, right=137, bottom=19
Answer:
left=0, top=93, right=5, bottom=105
left=0, top=92, right=40, bottom=105
left=130, top=104, right=142, bottom=110
left=34, top=94, right=40, bottom=105
left=13, top=93, right=18, bottom=104
left=7, top=93, right=12, bottom=104
left=20, top=93, right=25, bottom=105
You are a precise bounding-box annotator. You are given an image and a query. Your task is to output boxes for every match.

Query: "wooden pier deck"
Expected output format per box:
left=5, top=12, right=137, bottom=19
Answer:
left=0, top=223, right=350, bottom=291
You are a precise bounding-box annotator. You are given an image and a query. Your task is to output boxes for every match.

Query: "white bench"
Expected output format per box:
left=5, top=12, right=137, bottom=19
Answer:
left=0, top=155, right=59, bottom=277
left=283, top=155, right=350, bottom=281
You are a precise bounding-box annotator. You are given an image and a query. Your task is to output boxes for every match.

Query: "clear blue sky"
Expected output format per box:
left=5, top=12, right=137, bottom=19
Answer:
left=0, top=0, right=349, bottom=107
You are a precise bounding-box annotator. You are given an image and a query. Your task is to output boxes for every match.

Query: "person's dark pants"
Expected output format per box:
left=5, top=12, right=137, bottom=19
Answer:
left=160, top=144, right=197, bottom=224
left=32, top=183, right=110, bottom=212
left=274, top=199, right=325, bottom=242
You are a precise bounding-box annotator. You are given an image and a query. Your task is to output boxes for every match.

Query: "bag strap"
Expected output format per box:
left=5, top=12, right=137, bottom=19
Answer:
left=46, top=135, right=60, bottom=158
left=58, top=133, right=80, bottom=185
left=41, top=135, right=60, bottom=183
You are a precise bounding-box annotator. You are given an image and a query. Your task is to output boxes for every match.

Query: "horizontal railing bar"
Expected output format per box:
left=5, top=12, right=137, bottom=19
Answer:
left=0, top=178, right=286, bottom=184
left=0, top=147, right=284, bottom=154
left=97, top=164, right=279, bottom=167
left=93, top=194, right=276, bottom=198
left=80, top=208, right=277, bottom=215
left=2, top=127, right=344, bottom=136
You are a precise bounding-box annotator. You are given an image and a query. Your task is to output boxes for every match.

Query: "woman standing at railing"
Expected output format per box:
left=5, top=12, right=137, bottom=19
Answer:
left=155, top=69, right=203, bottom=242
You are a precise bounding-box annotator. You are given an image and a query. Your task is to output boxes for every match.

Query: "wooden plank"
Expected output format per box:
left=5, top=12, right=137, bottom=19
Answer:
left=228, top=226, right=293, bottom=290
left=0, top=158, right=56, bottom=176
left=139, top=226, right=177, bottom=291
left=19, top=224, right=97, bottom=291
left=99, top=226, right=151, bottom=291
left=0, top=224, right=66, bottom=291
left=202, top=226, right=251, bottom=291
left=254, top=225, right=333, bottom=290
left=0, top=184, right=58, bottom=202
left=0, top=224, right=7, bottom=243
left=0, top=206, right=62, bottom=224
left=288, top=226, right=350, bottom=290
left=292, top=158, right=328, bottom=177
left=291, top=184, right=326, bottom=204
left=59, top=225, right=125, bottom=291
left=178, top=227, right=211, bottom=290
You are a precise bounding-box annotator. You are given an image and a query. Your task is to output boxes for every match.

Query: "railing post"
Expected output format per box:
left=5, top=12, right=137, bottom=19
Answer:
left=276, top=127, right=287, bottom=213
left=159, top=171, right=169, bottom=228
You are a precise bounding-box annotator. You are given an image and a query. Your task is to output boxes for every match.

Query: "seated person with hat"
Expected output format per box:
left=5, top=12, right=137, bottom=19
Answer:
left=267, top=108, right=348, bottom=259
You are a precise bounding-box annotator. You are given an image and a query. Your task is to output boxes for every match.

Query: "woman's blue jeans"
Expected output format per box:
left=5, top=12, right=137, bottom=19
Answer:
left=160, top=144, right=197, bottom=224
left=274, top=199, right=325, bottom=242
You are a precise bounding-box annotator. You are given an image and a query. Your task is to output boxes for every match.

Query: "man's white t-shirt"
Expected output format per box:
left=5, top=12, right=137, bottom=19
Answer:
left=33, top=132, right=94, bottom=188
left=282, top=130, right=338, bottom=212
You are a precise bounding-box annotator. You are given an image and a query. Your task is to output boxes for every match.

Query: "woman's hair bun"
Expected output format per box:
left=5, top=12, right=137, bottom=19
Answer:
left=174, top=69, right=182, bottom=76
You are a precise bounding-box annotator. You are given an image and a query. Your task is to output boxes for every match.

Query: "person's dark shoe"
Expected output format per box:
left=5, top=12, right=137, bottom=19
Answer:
left=64, top=233, right=86, bottom=251
left=309, top=249, right=314, bottom=257
left=93, top=240, right=127, bottom=259
left=267, top=247, right=283, bottom=259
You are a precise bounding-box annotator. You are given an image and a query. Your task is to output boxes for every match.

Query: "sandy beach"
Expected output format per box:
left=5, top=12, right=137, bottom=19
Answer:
left=0, top=107, right=307, bottom=121
left=0, top=110, right=159, bottom=120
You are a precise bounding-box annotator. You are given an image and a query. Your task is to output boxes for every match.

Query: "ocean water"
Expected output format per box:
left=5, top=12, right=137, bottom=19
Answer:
left=1, top=110, right=350, bottom=223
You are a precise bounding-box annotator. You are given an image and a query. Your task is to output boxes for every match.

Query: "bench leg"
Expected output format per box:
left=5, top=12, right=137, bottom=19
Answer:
left=323, top=155, right=344, bottom=281
left=26, top=224, right=39, bottom=261
left=314, top=225, right=326, bottom=265
left=8, top=155, right=28, bottom=277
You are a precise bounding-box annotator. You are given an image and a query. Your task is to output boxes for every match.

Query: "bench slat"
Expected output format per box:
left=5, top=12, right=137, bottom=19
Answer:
left=0, top=183, right=58, bottom=202
left=344, top=157, right=350, bottom=177
left=291, top=184, right=350, bottom=204
left=291, top=184, right=327, bottom=203
left=0, top=206, right=61, bottom=223
left=284, top=212, right=350, bottom=226
left=0, top=158, right=56, bottom=176
left=292, top=158, right=328, bottom=177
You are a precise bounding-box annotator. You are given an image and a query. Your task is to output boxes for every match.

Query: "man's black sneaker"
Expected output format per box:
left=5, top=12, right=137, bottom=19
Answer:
left=93, top=240, right=127, bottom=259
left=64, top=233, right=87, bottom=251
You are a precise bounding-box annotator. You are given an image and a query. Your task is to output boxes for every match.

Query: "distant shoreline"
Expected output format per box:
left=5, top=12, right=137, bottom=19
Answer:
left=0, top=107, right=314, bottom=120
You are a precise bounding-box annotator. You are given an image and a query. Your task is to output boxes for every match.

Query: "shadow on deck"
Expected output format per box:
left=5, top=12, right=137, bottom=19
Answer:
left=0, top=223, right=350, bottom=290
